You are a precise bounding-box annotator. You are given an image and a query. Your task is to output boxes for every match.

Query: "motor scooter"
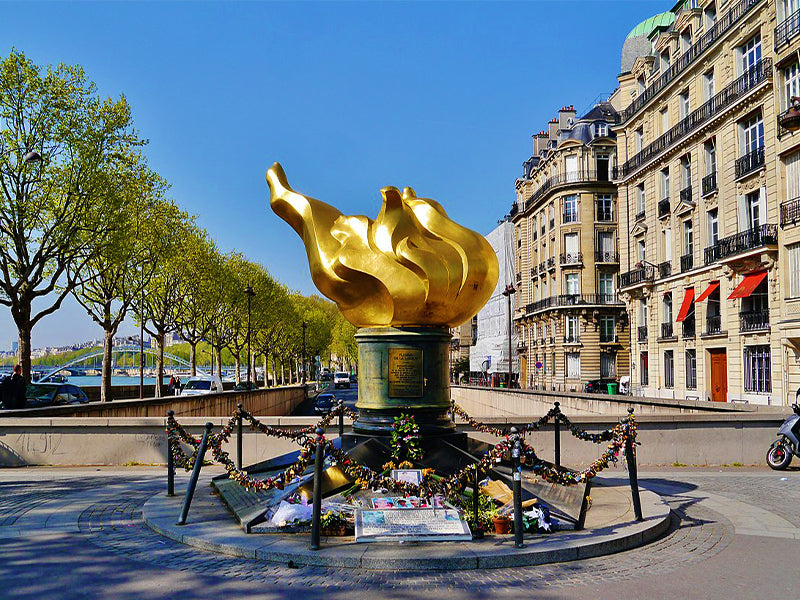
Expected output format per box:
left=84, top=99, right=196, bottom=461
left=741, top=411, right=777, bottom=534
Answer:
left=766, top=402, right=800, bottom=470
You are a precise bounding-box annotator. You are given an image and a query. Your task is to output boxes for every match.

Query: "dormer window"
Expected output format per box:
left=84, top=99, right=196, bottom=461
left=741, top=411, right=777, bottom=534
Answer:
left=595, top=122, right=609, bottom=137
left=660, top=49, right=671, bottom=73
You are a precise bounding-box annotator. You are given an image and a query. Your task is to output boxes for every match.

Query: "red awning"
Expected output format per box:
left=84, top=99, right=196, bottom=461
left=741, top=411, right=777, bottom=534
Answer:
left=728, top=271, right=768, bottom=300
left=675, top=288, right=695, bottom=322
left=695, top=281, right=720, bottom=303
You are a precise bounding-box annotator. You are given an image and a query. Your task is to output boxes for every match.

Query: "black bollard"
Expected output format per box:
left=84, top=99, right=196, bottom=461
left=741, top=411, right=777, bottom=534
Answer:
left=553, top=401, right=561, bottom=468
left=510, top=427, right=525, bottom=548
left=177, top=422, right=213, bottom=526
left=624, top=408, right=643, bottom=521
left=338, top=400, right=344, bottom=438
left=166, top=410, right=175, bottom=497
left=472, top=464, right=484, bottom=539
left=310, top=427, right=325, bottom=550
left=237, top=403, right=244, bottom=471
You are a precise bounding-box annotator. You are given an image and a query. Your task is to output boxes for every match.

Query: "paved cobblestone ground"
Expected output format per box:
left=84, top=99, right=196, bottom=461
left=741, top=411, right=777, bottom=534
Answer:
left=0, top=468, right=797, bottom=599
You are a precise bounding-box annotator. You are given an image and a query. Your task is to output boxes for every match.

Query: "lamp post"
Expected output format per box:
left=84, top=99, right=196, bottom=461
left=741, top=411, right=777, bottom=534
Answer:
left=501, top=284, right=516, bottom=388
left=301, top=321, right=307, bottom=384
left=244, top=285, right=255, bottom=387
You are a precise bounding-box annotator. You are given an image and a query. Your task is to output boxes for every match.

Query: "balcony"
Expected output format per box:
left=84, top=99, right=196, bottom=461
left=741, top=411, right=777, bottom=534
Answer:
left=618, top=0, right=763, bottom=125
left=735, top=146, right=765, bottom=179
left=704, top=314, right=724, bottom=336
left=523, top=293, right=624, bottom=314
left=680, top=186, right=693, bottom=205
left=660, top=322, right=676, bottom=339
left=740, top=309, right=770, bottom=332
left=637, top=326, right=648, bottom=342
left=635, top=209, right=646, bottom=221
left=702, top=171, right=717, bottom=196
left=600, top=332, right=619, bottom=343
left=658, top=260, right=672, bottom=278
left=658, top=198, right=671, bottom=218
left=560, top=252, right=583, bottom=265
left=520, top=170, right=605, bottom=213
left=596, top=205, right=614, bottom=222
left=680, top=253, right=694, bottom=272
left=619, top=265, right=655, bottom=288
left=516, top=341, right=527, bottom=353
left=775, top=8, right=800, bottom=49
left=704, top=224, right=778, bottom=264
left=549, top=219, right=555, bottom=229
left=510, top=202, right=519, bottom=217
left=616, top=57, right=772, bottom=179
left=781, top=197, right=800, bottom=228
left=595, top=250, right=619, bottom=263
left=564, top=334, right=581, bottom=344
left=563, top=210, right=579, bottom=224
left=538, top=262, right=546, bottom=275
left=682, top=318, right=696, bottom=339
left=546, top=257, right=556, bottom=270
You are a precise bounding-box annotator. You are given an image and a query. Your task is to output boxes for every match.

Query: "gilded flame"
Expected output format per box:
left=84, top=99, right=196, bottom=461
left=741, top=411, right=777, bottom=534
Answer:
left=266, top=162, right=498, bottom=328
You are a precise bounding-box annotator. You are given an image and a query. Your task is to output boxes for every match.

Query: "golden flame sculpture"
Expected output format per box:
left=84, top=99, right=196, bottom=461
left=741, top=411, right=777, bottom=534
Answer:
left=266, top=162, right=498, bottom=328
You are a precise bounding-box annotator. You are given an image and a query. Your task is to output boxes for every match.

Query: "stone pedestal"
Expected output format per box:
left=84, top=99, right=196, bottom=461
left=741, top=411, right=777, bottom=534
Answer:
left=354, top=327, right=454, bottom=436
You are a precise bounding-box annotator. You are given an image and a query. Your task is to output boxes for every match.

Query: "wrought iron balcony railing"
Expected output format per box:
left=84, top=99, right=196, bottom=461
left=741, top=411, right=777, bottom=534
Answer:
left=740, top=309, right=770, bottom=332
left=658, top=198, right=671, bottom=217
left=702, top=171, right=717, bottom=196
left=635, top=209, right=646, bottom=221
left=781, top=197, right=800, bottom=228
left=682, top=318, right=696, bottom=339
left=704, top=224, right=777, bottom=264
left=600, top=332, right=619, bottom=343
left=523, top=293, right=624, bottom=314
left=660, top=322, right=675, bottom=339
left=620, top=265, right=655, bottom=288
left=519, top=170, right=603, bottom=213
left=617, top=0, right=763, bottom=124
left=637, top=326, right=648, bottom=342
left=595, top=250, right=619, bottom=263
left=735, top=146, right=765, bottom=179
left=658, top=260, right=672, bottom=278
left=596, top=205, right=614, bottom=222
left=564, top=334, right=581, bottom=344
left=704, top=314, right=723, bottom=335
left=680, top=186, right=693, bottom=204
left=680, top=253, right=694, bottom=272
left=560, top=252, right=583, bottom=265
left=546, top=257, right=556, bottom=270
left=615, top=58, right=772, bottom=179
left=775, top=8, right=800, bottom=49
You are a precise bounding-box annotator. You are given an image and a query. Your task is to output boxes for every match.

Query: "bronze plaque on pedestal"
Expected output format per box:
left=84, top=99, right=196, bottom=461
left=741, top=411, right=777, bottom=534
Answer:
left=388, top=348, right=424, bottom=397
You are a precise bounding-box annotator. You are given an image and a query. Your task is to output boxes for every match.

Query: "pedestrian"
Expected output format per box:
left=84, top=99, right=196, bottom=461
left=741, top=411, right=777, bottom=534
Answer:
left=168, top=375, right=176, bottom=395
left=5, top=365, right=26, bottom=410
left=175, top=376, right=182, bottom=394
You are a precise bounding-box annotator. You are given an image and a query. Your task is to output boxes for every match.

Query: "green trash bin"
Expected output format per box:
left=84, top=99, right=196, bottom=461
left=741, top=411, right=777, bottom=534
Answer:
left=607, top=382, right=618, bottom=394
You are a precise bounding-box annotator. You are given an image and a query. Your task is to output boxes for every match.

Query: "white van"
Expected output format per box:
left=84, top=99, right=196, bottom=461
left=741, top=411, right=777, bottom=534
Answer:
left=334, top=372, right=350, bottom=389
left=180, top=375, right=224, bottom=396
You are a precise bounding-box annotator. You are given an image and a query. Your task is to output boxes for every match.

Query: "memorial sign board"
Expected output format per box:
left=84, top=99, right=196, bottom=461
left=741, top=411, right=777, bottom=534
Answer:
left=355, top=507, right=472, bottom=542
left=388, top=347, right=424, bottom=397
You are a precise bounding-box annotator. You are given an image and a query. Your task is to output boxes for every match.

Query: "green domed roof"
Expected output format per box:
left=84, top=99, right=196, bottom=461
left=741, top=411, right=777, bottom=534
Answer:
left=626, top=11, right=676, bottom=40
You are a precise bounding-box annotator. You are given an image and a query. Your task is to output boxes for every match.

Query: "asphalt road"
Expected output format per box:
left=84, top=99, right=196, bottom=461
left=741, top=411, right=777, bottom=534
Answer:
left=292, top=382, right=358, bottom=416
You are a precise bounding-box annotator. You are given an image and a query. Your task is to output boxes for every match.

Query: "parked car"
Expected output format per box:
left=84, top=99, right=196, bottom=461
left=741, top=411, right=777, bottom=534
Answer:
left=584, top=378, right=619, bottom=394
left=314, top=392, right=336, bottom=414
left=334, top=372, right=350, bottom=389
left=24, top=383, right=89, bottom=408
left=180, top=375, right=224, bottom=396
left=349, top=373, right=358, bottom=383
left=233, top=381, right=259, bottom=391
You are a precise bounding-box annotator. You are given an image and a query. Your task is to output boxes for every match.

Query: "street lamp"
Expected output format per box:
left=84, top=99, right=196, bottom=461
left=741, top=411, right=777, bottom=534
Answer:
left=244, top=285, right=255, bottom=387
left=301, top=321, right=307, bottom=384
left=501, top=283, right=516, bottom=388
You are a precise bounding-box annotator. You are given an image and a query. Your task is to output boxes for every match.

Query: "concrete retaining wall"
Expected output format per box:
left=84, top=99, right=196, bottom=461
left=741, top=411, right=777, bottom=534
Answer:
left=0, top=412, right=788, bottom=468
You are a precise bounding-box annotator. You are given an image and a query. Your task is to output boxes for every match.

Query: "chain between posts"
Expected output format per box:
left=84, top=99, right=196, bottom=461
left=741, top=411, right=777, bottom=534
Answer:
left=166, top=410, right=175, bottom=496
left=553, top=401, right=561, bottom=468
left=177, top=422, right=213, bottom=526
left=511, top=427, right=525, bottom=548
left=310, top=427, right=325, bottom=550
left=236, top=403, right=244, bottom=471
left=624, top=407, right=643, bottom=521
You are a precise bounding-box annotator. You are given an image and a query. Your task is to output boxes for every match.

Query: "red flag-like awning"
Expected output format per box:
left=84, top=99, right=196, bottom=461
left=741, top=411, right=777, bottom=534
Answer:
left=676, top=288, right=695, bottom=322
left=728, top=271, right=768, bottom=300
left=696, top=281, right=720, bottom=303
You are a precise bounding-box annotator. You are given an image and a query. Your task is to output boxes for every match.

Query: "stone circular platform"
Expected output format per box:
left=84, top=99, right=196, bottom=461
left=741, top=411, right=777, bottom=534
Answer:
left=142, top=477, right=671, bottom=570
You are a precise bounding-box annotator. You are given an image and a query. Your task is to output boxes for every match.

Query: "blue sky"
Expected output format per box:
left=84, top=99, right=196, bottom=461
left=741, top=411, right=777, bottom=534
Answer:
left=1, top=0, right=666, bottom=348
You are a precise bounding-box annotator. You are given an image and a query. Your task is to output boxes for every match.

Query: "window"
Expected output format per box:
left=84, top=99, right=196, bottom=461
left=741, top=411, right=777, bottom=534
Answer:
left=788, top=151, right=800, bottom=204
left=566, top=352, right=581, bottom=378
left=564, top=273, right=580, bottom=295
left=704, top=70, right=715, bottom=101
left=635, top=128, right=644, bottom=153
left=565, top=155, right=579, bottom=181
left=542, top=279, right=548, bottom=298
left=789, top=243, right=800, bottom=298
left=746, top=191, right=761, bottom=229
left=637, top=183, right=646, bottom=214
left=680, top=155, right=692, bottom=190
left=660, top=49, right=671, bottom=73
left=637, top=239, right=646, bottom=262
left=597, top=232, right=614, bottom=262
left=563, top=195, right=578, bottom=222
left=595, top=123, right=608, bottom=137
left=564, top=232, right=579, bottom=257
left=640, top=351, right=649, bottom=386
left=742, top=275, right=769, bottom=315
left=549, top=204, right=555, bottom=229
left=664, top=350, right=674, bottom=388
left=639, top=297, right=648, bottom=323
left=741, top=113, right=764, bottom=155
left=704, top=139, right=716, bottom=175
left=600, top=316, right=616, bottom=343
left=661, top=168, right=670, bottom=200
left=565, top=316, right=580, bottom=341
left=597, top=194, right=613, bottom=220
left=663, top=292, right=673, bottom=322
left=741, top=34, right=762, bottom=75
left=785, top=62, right=800, bottom=110
left=743, top=345, right=771, bottom=393
left=683, top=220, right=693, bottom=255
left=599, top=272, right=615, bottom=298
left=680, top=28, right=692, bottom=54
left=708, top=209, right=719, bottom=245
left=782, top=0, right=800, bottom=21
left=601, top=353, right=616, bottom=378
left=660, top=108, right=669, bottom=135
left=704, top=3, right=716, bottom=30
left=679, top=91, right=690, bottom=120
left=663, top=227, right=672, bottom=262
left=685, top=349, right=697, bottom=389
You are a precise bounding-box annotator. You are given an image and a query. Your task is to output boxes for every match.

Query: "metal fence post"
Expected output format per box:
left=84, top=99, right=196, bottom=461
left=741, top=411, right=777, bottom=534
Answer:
left=624, top=408, right=643, bottom=521
left=310, top=427, right=325, bottom=550
left=511, top=427, right=525, bottom=548
left=553, top=401, right=561, bottom=468
left=472, top=463, right=484, bottom=539
left=236, top=403, right=244, bottom=471
left=338, top=400, right=344, bottom=438
left=176, top=422, right=213, bottom=526
left=166, top=410, right=175, bottom=497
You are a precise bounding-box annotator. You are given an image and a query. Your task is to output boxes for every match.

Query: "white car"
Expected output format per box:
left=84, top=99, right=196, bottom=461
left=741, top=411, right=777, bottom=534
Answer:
left=180, top=375, right=224, bottom=396
left=334, top=372, right=350, bottom=389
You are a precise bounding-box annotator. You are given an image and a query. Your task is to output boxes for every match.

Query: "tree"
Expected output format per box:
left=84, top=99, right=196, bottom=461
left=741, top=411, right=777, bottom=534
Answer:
left=0, top=51, right=144, bottom=380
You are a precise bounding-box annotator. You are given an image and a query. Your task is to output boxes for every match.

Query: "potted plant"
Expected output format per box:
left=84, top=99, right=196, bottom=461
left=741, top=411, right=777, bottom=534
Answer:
left=779, top=96, right=800, bottom=132
left=320, top=511, right=348, bottom=536
left=491, top=512, right=513, bottom=535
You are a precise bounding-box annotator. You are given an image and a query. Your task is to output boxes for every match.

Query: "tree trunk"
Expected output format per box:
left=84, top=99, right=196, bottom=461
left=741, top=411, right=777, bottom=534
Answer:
left=101, top=328, right=115, bottom=402
left=234, top=353, right=241, bottom=384
left=280, top=359, right=285, bottom=386
left=13, top=302, right=32, bottom=382
left=189, top=342, right=197, bottom=376
left=155, top=332, right=166, bottom=398
left=214, top=346, right=222, bottom=378
left=263, top=354, right=269, bottom=388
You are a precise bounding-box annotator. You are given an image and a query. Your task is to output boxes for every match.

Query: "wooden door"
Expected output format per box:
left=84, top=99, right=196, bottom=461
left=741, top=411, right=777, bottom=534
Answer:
left=710, top=349, right=728, bottom=402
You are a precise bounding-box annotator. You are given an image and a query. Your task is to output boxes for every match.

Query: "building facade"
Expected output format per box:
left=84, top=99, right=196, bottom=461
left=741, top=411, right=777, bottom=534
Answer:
left=614, top=0, right=800, bottom=405
left=511, top=103, right=630, bottom=392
